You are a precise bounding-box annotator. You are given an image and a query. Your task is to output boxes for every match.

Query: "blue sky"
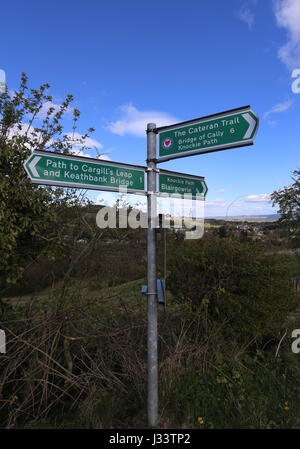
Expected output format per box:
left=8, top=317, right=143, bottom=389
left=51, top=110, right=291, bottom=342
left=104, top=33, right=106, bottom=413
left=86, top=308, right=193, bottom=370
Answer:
left=1, top=0, right=300, bottom=216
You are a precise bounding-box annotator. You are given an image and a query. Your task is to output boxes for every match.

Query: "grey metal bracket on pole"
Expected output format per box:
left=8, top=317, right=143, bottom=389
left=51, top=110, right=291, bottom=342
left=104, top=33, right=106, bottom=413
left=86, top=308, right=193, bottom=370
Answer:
left=141, top=280, right=166, bottom=305
left=146, top=167, right=160, bottom=173
left=146, top=122, right=158, bottom=428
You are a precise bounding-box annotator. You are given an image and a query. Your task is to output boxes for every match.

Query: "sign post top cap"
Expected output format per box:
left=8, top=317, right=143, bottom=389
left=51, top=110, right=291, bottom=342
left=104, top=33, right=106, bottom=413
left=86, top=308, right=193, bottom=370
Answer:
left=147, top=123, right=156, bottom=132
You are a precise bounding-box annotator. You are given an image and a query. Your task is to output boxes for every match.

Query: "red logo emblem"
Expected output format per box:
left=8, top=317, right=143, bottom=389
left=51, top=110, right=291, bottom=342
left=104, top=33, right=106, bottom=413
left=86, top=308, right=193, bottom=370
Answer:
left=163, top=138, right=173, bottom=149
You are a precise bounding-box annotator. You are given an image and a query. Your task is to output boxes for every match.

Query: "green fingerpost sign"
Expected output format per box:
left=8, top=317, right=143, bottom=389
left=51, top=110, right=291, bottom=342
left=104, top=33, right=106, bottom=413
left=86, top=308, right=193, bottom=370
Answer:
left=24, top=151, right=146, bottom=194
left=157, top=106, right=259, bottom=162
left=159, top=170, right=207, bottom=199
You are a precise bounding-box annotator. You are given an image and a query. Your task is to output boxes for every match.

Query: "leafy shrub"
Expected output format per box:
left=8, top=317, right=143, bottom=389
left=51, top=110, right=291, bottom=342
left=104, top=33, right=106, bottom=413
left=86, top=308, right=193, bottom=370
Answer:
left=167, top=236, right=296, bottom=343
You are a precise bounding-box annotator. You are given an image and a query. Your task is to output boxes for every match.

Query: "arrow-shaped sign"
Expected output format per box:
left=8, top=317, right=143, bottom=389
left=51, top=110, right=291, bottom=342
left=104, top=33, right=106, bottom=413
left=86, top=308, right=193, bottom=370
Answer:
left=28, top=156, right=41, bottom=177
left=242, top=113, right=256, bottom=139
left=157, top=105, right=259, bottom=162
left=158, top=169, right=207, bottom=199
left=24, top=150, right=146, bottom=194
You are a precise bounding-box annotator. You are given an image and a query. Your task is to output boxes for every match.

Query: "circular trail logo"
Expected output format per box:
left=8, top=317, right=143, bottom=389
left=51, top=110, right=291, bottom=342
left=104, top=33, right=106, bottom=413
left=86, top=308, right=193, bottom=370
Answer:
left=163, top=137, right=173, bottom=149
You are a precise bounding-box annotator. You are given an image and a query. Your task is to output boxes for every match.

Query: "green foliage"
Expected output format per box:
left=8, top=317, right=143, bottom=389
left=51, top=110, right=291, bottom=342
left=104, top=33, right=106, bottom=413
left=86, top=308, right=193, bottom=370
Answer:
left=167, top=235, right=295, bottom=343
left=0, top=278, right=148, bottom=428
left=0, top=74, right=94, bottom=295
left=1, top=254, right=300, bottom=429
left=271, top=169, right=300, bottom=247
left=161, top=348, right=300, bottom=429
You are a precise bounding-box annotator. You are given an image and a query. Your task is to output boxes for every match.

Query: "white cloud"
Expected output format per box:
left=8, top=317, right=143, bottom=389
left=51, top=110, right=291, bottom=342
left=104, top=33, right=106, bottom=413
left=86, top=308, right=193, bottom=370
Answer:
left=7, top=88, right=72, bottom=119
left=0, top=68, right=5, bottom=82
left=67, top=134, right=111, bottom=160
left=70, top=150, right=111, bottom=160
left=95, top=192, right=118, bottom=206
left=95, top=191, right=146, bottom=208
left=70, top=149, right=92, bottom=157
left=97, top=154, right=111, bottom=161
left=238, top=3, right=255, bottom=29
left=8, top=124, right=107, bottom=160
left=65, top=131, right=103, bottom=150
left=108, top=103, right=179, bottom=137
left=204, top=193, right=275, bottom=217
left=8, top=89, right=72, bottom=119
left=205, top=198, right=229, bottom=208
left=204, top=198, right=245, bottom=218
left=37, top=100, right=70, bottom=119
left=8, top=122, right=38, bottom=144
left=274, top=0, right=300, bottom=68
left=0, top=68, right=6, bottom=93
left=263, top=99, right=293, bottom=120
left=245, top=194, right=271, bottom=203
left=92, top=193, right=275, bottom=218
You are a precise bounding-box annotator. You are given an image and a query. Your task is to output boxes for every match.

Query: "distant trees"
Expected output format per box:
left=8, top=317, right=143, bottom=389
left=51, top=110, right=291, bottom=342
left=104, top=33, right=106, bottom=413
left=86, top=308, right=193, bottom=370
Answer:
left=271, top=170, right=300, bottom=247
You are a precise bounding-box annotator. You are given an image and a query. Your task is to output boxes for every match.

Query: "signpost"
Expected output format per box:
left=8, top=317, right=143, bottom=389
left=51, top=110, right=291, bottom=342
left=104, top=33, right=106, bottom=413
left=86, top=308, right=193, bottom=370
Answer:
left=157, top=105, right=259, bottom=162
left=23, top=104, right=259, bottom=429
left=159, top=170, right=207, bottom=199
left=24, top=150, right=146, bottom=194
left=146, top=123, right=158, bottom=428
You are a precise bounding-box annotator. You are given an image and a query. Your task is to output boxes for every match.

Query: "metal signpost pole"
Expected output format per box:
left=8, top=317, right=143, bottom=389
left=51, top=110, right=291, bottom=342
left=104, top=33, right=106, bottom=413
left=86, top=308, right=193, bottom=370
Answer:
left=146, top=123, right=158, bottom=427
left=161, top=220, right=166, bottom=308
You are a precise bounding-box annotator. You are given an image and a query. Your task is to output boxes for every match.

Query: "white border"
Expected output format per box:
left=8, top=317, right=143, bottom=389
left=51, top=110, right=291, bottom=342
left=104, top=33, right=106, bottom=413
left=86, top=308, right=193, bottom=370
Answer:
left=158, top=108, right=259, bottom=161
left=24, top=151, right=147, bottom=195
left=158, top=169, right=208, bottom=198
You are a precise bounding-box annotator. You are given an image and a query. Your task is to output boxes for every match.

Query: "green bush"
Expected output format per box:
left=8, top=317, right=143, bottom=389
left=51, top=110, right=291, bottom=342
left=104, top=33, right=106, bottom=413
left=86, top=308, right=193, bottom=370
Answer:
left=167, top=236, right=296, bottom=343
left=160, top=346, right=300, bottom=429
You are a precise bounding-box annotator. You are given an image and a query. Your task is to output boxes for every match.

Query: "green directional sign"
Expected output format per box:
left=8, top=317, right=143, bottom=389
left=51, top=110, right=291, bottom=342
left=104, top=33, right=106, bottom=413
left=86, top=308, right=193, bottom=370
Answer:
left=157, top=106, right=259, bottom=162
left=24, top=151, right=146, bottom=194
left=158, top=170, right=207, bottom=199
